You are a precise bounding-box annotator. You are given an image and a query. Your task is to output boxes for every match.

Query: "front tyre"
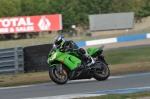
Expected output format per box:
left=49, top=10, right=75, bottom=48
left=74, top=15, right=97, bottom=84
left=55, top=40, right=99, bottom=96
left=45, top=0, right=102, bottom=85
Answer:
left=49, top=66, right=68, bottom=85
left=94, top=61, right=110, bottom=81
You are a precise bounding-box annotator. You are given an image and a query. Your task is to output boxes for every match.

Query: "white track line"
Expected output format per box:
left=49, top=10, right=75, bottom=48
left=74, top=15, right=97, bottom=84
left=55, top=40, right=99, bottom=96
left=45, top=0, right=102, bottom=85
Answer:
left=23, top=86, right=150, bottom=99
left=0, top=85, right=37, bottom=90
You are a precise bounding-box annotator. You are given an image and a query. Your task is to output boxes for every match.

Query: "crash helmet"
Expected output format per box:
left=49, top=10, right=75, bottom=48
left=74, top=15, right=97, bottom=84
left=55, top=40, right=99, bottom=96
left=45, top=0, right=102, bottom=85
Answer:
left=54, top=35, right=65, bottom=48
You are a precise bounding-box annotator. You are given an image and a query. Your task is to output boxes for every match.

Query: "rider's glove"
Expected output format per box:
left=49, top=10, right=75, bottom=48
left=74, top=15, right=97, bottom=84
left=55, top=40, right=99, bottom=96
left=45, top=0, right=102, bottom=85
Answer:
left=60, top=48, right=68, bottom=52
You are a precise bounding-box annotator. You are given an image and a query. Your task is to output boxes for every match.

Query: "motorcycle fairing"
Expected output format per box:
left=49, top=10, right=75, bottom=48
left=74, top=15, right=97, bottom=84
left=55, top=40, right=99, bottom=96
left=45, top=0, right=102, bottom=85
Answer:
left=48, top=49, right=81, bottom=71
left=87, top=48, right=99, bottom=56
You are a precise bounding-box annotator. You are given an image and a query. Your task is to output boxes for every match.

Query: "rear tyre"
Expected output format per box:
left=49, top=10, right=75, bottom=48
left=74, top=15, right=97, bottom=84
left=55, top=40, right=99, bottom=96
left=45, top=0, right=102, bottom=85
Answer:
left=49, top=66, right=68, bottom=85
left=94, top=61, right=110, bottom=81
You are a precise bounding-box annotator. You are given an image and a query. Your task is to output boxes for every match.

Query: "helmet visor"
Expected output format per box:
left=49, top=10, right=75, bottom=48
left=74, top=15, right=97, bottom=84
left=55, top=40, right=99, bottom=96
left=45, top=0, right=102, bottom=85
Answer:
left=55, top=39, right=62, bottom=46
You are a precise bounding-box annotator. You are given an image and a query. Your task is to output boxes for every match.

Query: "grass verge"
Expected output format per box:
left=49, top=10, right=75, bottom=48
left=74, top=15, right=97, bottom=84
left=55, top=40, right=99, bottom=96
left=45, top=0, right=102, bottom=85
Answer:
left=0, top=71, right=50, bottom=87
left=76, top=91, right=150, bottom=99
left=105, top=47, right=150, bottom=65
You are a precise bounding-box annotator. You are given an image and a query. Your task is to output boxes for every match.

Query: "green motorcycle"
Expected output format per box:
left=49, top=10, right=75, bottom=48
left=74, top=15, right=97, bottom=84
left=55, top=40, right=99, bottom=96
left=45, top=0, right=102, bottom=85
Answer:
left=47, top=45, right=110, bottom=85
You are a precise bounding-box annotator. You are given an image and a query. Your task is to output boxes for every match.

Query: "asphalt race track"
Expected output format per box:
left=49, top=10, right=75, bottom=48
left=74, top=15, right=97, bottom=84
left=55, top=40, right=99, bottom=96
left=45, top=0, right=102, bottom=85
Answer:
left=0, top=73, right=150, bottom=99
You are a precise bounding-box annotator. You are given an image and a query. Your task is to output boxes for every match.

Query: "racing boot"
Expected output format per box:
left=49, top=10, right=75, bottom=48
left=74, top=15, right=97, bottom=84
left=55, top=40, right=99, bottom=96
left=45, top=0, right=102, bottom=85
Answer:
left=84, top=52, right=95, bottom=67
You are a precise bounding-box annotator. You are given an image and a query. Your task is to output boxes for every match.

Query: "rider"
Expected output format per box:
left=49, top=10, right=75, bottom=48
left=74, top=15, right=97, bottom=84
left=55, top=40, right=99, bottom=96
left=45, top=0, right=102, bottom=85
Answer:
left=54, top=35, right=95, bottom=67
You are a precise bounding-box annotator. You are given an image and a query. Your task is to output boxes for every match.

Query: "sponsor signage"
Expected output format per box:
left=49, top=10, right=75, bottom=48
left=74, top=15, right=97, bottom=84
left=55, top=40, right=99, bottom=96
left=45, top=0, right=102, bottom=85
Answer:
left=0, top=14, right=62, bottom=34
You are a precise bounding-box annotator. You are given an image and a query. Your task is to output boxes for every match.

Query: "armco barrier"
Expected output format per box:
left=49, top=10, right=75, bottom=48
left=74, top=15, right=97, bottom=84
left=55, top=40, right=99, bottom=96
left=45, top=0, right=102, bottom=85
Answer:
left=0, top=47, right=24, bottom=74
left=76, top=33, right=150, bottom=47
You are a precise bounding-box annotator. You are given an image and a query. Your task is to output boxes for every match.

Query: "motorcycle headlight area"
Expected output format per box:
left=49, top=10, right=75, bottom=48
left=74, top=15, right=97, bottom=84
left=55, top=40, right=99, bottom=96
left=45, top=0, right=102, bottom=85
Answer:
left=50, top=52, right=57, bottom=60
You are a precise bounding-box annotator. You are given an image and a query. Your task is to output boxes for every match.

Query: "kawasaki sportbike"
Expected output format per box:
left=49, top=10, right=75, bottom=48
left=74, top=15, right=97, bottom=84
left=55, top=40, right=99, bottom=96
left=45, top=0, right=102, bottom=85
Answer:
left=47, top=45, right=110, bottom=85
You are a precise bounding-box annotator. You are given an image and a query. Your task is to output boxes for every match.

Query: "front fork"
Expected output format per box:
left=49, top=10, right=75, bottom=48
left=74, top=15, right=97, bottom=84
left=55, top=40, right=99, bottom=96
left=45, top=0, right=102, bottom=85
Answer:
left=55, top=63, right=63, bottom=74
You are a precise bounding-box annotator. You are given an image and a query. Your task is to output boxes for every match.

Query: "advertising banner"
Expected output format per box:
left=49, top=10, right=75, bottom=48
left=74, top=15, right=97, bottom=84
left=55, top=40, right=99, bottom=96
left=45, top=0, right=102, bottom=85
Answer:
left=0, top=14, right=62, bottom=34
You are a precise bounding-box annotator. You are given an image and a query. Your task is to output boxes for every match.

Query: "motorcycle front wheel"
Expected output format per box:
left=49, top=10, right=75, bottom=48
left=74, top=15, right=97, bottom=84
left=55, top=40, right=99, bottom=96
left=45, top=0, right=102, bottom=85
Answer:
left=49, top=66, right=68, bottom=85
left=93, top=61, right=110, bottom=81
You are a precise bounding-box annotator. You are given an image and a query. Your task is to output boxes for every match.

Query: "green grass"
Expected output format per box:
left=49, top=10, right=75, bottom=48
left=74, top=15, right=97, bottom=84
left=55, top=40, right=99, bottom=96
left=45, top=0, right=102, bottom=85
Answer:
left=0, top=80, right=4, bottom=82
left=0, top=71, right=50, bottom=87
left=77, top=91, right=150, bottom=99
left=105, top=47, right=150, bottom=65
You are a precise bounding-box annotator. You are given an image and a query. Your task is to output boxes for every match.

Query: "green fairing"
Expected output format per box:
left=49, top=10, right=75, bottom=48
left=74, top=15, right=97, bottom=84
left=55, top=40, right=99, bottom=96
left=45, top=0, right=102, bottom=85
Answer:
left=87, top=48, right=99, bottom=56
left=66, top=51, right=79, bottom=57
left=48, top=49, right=81, bottom=71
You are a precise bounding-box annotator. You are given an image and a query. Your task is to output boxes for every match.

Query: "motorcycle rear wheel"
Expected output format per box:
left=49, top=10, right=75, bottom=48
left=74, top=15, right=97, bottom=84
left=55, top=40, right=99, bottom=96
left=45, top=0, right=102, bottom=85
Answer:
left=49, top=66, right=68, bottom=85
left=93, top=61, right=110, bottom=81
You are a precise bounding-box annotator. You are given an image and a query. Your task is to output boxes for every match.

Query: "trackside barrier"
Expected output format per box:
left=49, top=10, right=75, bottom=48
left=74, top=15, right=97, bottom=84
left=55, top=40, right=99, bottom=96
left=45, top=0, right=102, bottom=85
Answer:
left=76, top=33, right=150, bottom=47
left=0, top=47, right=24, bottom=74
left=23, top=33, right=150, bottom=72
left=1, top=33, right=149, bottom=73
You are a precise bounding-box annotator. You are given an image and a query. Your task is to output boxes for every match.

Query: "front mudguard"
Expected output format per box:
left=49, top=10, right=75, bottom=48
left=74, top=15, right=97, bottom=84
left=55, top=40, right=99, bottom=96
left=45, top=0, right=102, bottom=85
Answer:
left=49, top=64, right=62, bottom=73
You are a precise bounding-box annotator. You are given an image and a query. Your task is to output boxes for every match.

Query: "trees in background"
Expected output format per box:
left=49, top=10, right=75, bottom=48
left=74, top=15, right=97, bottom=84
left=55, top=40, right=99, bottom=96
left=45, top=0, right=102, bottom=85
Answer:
left=0, top=0, right=150, bottom=39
